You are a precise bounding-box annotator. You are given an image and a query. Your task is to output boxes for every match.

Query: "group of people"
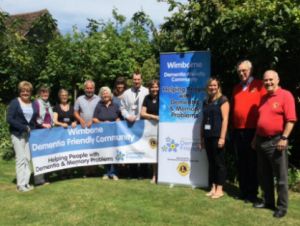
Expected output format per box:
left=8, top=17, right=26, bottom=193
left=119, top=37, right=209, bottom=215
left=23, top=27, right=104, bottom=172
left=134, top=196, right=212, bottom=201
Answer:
left=7, top=73, right=159, bottom=192
left=7, top=59, right=296, bottom=218
left=202, top=60, right=296, bottom=218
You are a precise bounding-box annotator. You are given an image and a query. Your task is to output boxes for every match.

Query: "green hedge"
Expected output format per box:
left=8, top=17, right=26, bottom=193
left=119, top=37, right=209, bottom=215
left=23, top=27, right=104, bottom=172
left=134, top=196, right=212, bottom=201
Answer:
left=0, top=103, right=14, bottom=160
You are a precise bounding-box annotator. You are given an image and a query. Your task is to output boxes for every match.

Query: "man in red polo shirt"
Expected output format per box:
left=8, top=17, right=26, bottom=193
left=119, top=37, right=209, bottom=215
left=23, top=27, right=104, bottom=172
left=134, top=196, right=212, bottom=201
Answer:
left=232, top=60, right=266, bottom=203
left=252, top=70, right=297, bottom=218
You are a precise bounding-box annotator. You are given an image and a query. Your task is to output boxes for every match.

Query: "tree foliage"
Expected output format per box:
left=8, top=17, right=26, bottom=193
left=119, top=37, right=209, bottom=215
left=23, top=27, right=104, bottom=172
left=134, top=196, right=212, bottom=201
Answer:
left=1, top=2, right=300, bottom=164
left=0, top=11, right=57, bottom=102
left=160, top=0, right=300, bottom=166
left=41, top=9, right=158, bottom=100
left=160, top=0, right=300, bottom=92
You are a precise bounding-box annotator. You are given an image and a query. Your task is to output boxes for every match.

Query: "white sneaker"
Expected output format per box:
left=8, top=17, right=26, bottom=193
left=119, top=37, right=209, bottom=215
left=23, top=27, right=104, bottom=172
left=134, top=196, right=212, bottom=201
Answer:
left=102, top=175, right=109, bottom=180
left=112, top=175, right=119, bottom=181
left=17, top=186, right=31, bottom=192
left=25, top=184, right=34, bottom=191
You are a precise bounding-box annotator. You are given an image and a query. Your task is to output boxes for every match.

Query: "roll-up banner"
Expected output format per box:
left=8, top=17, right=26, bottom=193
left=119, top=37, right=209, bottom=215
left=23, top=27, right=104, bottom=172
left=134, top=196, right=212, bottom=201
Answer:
left=158, top=51, right=210, bottom=187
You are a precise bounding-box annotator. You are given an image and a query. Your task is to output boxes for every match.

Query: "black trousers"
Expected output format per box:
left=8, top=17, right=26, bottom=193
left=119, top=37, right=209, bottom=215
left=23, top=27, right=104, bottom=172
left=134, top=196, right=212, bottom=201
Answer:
left=205, top=137, right=226, bottom=186
left=256, top=135, right=288, bottom=211
left=233, top=129, right=258, bottom=200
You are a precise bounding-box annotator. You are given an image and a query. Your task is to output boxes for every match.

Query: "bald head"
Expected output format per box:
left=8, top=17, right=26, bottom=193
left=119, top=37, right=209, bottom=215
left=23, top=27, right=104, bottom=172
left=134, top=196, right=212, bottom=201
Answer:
left=263, top=70, right=280, bottom=93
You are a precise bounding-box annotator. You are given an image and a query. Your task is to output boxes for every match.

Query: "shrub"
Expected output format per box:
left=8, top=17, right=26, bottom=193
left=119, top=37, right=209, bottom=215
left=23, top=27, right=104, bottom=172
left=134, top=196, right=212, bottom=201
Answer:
left=288, top=166, right=300, bottom=192
left=0, top=103, right=14, bottom=160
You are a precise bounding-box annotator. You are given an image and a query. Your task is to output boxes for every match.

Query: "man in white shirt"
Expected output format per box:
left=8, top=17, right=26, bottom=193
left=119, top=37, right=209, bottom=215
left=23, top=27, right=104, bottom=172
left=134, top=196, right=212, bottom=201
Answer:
left=120, top=72, right=149, bottom=178
left=121, top=73, right=149, bottom=122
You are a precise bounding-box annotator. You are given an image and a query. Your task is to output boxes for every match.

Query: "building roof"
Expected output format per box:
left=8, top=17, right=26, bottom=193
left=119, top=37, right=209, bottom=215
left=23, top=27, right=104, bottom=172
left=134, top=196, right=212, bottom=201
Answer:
left=6, top=9, right=53, bottom=36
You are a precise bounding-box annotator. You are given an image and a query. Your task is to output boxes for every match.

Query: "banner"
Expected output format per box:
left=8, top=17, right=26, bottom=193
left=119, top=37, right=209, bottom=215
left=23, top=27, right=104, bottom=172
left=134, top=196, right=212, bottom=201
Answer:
left=29, top=120, right=157, bottom=175
left=158, top=51, right=210, bottom=187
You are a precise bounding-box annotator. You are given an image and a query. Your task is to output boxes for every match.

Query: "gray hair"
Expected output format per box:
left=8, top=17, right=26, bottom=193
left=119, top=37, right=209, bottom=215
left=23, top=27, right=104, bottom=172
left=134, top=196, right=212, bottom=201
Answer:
left=84, top=80, right=95, bottom=88
left=98, top=86, right=113, bottom=98
left=236, top=60, right=252, bottom=71
left=58, top=88, right=68, bottom=97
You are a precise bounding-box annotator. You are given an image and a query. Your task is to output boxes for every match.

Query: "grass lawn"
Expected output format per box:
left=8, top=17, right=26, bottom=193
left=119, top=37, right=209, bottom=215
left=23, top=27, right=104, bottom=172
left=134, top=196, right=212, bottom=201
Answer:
left=1, top=159, right=300, bottom=226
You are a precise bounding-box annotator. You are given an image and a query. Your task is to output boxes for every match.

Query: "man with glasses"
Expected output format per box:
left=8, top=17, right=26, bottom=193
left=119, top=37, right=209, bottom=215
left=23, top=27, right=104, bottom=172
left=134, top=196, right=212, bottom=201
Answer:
left=232, top=60, right=266, bottom=203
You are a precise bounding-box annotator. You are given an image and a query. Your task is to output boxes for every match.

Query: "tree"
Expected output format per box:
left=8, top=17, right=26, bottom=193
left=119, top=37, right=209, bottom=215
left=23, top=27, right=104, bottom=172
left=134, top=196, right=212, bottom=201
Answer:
left=0, top=10, right=58, bottom=103
left=160, top=0, right=300, bottom=166
left=41, top=9, right=159, bottom=101
left=160, top=0, right=300, bottom=90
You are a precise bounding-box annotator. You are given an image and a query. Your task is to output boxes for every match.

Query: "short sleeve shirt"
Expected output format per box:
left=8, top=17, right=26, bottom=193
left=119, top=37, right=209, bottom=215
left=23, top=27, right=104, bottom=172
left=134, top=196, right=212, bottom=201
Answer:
left=93, top=101, right=121, bottom=122
left=142, top=94, right=159, bottom=116
left=74, top=94, right=100, bottom=122
left=256, top=88, right=297, bottom=136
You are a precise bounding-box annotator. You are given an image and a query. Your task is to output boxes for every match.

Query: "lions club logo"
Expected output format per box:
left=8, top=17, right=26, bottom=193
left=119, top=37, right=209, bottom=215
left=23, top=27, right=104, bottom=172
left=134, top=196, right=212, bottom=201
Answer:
left=149, top=138, right=157, bottom=149
left=177, top=162, right=190, bottom=176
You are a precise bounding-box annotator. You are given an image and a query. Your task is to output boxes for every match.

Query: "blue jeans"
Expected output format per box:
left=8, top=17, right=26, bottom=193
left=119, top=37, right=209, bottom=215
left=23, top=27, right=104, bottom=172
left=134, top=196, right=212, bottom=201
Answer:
left=104, top=164, right=117, bottom=177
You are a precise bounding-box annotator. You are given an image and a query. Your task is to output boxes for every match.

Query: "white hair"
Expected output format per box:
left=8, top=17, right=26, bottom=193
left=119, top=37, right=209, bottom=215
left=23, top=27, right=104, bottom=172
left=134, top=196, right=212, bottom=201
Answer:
left=98, top=86, right=112, bottom=98
left=237, top=60, right=252, bottom=71
left=84, top=80, right=95, bottom=88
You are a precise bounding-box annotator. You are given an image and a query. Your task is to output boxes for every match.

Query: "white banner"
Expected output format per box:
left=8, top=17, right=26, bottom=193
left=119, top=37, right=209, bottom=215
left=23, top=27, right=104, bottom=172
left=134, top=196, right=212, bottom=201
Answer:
left=29, top=120, right=158, bottom=175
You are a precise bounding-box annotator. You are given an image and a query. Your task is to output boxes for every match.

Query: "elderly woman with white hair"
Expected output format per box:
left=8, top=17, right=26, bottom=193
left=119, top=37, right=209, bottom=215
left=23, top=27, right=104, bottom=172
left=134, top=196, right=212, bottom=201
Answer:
left=93, top=86, right=121, bottom=180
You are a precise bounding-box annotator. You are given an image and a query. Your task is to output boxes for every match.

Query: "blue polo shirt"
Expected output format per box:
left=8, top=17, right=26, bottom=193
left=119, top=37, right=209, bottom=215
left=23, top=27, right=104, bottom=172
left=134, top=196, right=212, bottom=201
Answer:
left=74, top=94, right=100, bottom=122
left=93, top=101, right=121, bottom=122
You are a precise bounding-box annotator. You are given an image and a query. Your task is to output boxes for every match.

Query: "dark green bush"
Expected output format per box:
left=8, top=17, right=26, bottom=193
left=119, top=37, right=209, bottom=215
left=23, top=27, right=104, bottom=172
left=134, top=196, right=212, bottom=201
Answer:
left=288, top=166, right=300, bottom=192
left=0, top=103, right=14, bottom=160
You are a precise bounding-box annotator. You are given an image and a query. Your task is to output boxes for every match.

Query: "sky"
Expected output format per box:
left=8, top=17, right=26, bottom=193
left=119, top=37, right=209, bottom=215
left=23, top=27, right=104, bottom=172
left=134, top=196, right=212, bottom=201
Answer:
left=0, top=0, right=183, bottom=33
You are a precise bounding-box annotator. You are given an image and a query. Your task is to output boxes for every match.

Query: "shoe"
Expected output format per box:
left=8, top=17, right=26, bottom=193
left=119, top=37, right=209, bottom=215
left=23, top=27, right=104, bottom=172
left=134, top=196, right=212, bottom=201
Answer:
left=35, top=181, right=50, bottom=186
left=150, top=179, right=156, bottom=184
left=211, top=193, right=224, bottom=199
left=25, top=184, right=34, bottom=191
left=112, top=175, right=119, bottom=181
left=150, top=176, right=156, bottom=184
left=102, top=175, right=109, bottom=180
left=245, top=197, right=260, bottom=204
left=253, top=202, right=275, bottom=210
left=235, top=192, right=246, bottom=199
left=206, top=191, right=214, bottom=197
left=17, top=185, right=32, bottom=192
left=273, top=209, right=286, bottom=218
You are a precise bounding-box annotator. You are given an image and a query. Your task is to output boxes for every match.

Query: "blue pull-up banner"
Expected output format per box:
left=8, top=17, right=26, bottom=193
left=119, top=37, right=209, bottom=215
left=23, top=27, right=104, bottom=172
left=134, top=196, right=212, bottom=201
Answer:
left=158, top=51, right=210, bottom=187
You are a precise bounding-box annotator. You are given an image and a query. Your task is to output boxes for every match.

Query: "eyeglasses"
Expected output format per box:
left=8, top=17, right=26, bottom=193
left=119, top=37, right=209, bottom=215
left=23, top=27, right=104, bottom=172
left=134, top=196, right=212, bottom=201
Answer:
left=238, top=69, right=249, bottom=73
left=20, top=90, right=31, bottom=93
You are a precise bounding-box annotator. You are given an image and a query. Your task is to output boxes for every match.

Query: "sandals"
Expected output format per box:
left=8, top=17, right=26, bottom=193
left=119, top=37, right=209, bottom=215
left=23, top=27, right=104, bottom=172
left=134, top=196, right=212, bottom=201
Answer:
left=211, top=193, right=224, bottom=199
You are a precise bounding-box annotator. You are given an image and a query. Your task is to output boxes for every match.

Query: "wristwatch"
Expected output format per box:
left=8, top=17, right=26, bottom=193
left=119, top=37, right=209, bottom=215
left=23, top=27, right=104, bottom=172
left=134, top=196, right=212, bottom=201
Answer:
left=280, top=135, right=288, bottom=140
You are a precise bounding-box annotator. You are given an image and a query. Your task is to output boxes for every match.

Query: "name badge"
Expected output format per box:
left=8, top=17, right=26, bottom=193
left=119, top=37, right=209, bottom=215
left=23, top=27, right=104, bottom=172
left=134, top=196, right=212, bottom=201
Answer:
left=131, top=105, right=137, bottom=110
left=63, top=118, right=70, bottom=123
left=204, top=124, right=211, bottom=130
